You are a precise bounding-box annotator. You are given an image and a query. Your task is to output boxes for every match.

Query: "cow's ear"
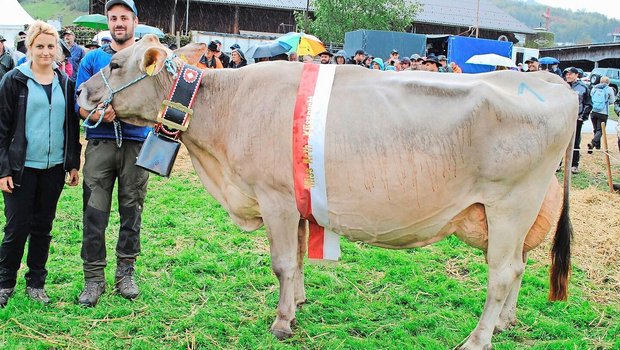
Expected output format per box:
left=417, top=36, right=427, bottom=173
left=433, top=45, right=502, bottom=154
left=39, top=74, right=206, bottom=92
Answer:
left=174, top=43, right=207, bottom=66
left=142, top=47, right=167, bottom=76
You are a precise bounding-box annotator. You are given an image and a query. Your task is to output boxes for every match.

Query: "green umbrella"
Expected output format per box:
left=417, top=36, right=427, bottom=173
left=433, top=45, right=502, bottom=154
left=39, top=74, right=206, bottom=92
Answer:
left=73, top=14, right=108, bottom=30
left=74, top=14, right=165, bottom=38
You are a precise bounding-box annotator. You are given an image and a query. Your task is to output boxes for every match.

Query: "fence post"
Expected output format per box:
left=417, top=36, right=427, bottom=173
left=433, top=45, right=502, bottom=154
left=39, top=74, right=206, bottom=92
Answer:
left=601, top=122, right=614, bottom=193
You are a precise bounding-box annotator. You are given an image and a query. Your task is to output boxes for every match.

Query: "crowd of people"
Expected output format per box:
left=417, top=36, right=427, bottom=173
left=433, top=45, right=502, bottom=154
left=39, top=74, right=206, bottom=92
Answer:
left=0, top=0, right=619, bottom=309
left=300, top=48, right=461, bottom=73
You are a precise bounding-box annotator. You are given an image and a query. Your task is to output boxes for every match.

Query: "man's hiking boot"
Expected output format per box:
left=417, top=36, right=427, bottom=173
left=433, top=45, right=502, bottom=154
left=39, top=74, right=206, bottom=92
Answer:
left=0, top=288, right=15, bottom=308
left=26, top=287, right=50, bottom=304
left=78, top=281, right=106, bottom=307
left=115, top=259, right=139, bottom=300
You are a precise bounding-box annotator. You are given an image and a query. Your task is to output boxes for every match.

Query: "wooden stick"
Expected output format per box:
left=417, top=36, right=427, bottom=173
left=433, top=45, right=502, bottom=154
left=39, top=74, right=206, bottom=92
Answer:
left=601, top=121, right=614, bottom=193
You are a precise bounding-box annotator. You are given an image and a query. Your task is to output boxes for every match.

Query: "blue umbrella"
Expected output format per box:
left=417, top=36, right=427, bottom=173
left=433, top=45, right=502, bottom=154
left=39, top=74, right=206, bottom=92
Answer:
left=246, top=41, right=291, bottom=59
left=539, top=57, right=559, bottom=65
left=135, top=24, right=165, bottom=38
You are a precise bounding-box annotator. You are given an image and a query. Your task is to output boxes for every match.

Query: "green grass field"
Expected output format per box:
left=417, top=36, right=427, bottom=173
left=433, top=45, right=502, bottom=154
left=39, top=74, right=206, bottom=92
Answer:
left=0, top=166, right=618, bottom=349
left=20, top=0, right=86, bottom=27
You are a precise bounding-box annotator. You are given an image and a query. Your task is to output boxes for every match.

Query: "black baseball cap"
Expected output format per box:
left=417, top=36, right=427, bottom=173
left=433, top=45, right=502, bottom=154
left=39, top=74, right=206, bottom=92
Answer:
left=85, top=41, right=100, bottom=49
left=105, top=0, right=138, bottom=16
left=355, top=49, right=366, bottom=56
left=524, top=57, right=538, bottom=63
left=563, top=67, right=579, bottom=74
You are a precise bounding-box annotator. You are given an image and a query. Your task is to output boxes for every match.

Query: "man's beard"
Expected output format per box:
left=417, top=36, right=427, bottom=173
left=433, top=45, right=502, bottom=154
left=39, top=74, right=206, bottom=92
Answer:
left=111, top=26, right=133, bottom=44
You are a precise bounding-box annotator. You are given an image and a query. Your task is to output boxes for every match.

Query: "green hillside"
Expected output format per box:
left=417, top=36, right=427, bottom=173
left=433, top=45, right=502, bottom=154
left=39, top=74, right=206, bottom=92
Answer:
left=19, top=0, right=88, bottom=27
left=492, top=0, right=620, bottom=44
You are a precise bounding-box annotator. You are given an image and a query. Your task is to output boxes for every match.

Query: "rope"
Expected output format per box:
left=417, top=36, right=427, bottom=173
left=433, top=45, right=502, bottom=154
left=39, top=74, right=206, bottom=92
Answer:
left=586, top=148, right=620, bottom=164
left=82, top=69, right=148, bottom=147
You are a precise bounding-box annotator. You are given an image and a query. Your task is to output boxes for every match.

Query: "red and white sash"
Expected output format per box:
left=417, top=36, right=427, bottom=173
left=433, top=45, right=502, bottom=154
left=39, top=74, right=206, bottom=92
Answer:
left=292, top=64, right=340, bottom=261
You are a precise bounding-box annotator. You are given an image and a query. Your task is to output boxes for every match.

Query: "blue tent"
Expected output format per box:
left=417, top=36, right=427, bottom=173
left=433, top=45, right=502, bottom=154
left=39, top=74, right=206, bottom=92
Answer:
left=448, top=36, right=513, bottom=74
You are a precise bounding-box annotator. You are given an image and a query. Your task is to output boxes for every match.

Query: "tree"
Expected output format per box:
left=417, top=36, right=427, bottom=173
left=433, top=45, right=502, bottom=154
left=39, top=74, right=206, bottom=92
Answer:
left=296, top=0, right=420, bottom=44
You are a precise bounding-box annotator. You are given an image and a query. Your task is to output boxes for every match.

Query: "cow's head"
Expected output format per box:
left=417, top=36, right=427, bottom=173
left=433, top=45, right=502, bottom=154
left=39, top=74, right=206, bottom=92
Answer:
left=77, top=34, right=206, bottom=127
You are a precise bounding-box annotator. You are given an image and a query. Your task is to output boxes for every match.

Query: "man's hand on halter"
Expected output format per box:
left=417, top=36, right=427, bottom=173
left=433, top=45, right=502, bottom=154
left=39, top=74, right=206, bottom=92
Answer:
left=80, top=104, right=116, bottom=124
left=91, top=103, right=116, bottom=123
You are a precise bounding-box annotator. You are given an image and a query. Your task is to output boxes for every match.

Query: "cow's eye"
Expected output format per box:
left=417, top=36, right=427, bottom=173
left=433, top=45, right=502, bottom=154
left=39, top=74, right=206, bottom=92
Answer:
left=109, top=62, right=120, bottom=70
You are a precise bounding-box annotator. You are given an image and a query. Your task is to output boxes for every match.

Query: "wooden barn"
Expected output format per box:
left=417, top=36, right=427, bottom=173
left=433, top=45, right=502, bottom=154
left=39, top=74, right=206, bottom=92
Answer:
left=90, top=0, right=533, bottom=44
left=90, top=0, right=302, bottom=36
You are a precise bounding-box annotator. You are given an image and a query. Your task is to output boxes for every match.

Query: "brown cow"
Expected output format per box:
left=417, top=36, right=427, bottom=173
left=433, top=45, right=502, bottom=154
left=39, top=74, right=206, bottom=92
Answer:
left=77, top=35, right=577, bottom=349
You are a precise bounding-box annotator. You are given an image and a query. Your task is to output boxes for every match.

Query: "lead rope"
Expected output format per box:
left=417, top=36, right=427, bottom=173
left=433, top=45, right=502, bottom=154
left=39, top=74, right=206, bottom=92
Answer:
left=82, top=70, right=148, bottom=147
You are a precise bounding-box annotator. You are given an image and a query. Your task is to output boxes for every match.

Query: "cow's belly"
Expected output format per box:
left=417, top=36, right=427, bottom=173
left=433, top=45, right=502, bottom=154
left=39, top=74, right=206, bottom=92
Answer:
left=324, top=185, right=474, bottom=248
left=334, top=177, right=562, bottom=251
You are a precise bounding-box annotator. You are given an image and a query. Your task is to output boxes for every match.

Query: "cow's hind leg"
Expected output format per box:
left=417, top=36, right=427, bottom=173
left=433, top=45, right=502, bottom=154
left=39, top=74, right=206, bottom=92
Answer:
left=259, top=195, right=302, bottom=340
left=295, top=219, right=307, bottom=309
left=460, top=203, right=534, bottom=350
left=494, top=255, right=525, bottom=333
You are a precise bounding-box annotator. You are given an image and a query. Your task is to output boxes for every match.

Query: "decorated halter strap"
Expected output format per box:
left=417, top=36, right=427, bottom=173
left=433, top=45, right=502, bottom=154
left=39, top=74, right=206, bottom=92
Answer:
left=155, top=63, right=204, bottom=140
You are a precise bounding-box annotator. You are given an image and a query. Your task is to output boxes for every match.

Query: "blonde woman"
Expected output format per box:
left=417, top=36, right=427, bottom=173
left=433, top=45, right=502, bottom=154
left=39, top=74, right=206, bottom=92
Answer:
left=0, top=20, right=81, bottom=307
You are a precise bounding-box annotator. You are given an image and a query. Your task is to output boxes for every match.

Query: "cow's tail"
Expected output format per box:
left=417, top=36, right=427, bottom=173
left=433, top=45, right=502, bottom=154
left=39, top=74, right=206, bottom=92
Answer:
left=549, top=131, right=575, bottom=301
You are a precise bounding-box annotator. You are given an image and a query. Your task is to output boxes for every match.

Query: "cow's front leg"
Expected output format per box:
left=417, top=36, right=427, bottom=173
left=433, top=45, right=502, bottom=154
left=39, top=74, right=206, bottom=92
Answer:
left=295, top=219, right=307, bottom=308
left=260, top=198, right=301, bottom=340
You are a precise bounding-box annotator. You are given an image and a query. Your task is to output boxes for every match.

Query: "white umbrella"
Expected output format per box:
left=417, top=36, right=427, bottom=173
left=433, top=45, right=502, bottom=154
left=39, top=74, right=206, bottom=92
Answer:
left=465, top=53, right=516, bottom=68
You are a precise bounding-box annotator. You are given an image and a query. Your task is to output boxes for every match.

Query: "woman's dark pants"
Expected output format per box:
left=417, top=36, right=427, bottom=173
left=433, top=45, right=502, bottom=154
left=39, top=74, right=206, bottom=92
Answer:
left=0, top=165, right=65, bottom=289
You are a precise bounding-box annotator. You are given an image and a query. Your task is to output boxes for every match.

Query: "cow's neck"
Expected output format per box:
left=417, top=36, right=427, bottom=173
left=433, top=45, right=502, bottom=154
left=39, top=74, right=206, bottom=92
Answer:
left=179, top=69, right=240, bottom=165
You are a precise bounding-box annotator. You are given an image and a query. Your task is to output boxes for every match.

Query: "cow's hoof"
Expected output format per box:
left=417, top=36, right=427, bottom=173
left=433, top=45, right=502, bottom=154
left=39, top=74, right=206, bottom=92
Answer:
left=459, top=335, right=492, bottom=350
left=270, top=320, right=293, bottom=340
left=271, top=328, right=293, bottom=340
left=459, top=344, right=492, bottom=350
left=493, top=317, right=516, bottom=334
left=296, top=298, right=307, bottom=309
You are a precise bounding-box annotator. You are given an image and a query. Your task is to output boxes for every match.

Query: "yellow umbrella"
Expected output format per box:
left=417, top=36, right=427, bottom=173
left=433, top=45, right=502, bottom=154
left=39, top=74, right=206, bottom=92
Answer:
left=277, top=32, right=327, bottom=56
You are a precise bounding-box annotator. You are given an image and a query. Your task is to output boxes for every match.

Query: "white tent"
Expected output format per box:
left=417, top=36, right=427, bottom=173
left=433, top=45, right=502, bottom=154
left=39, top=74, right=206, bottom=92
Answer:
left=0, top=0, right=35, bottom=48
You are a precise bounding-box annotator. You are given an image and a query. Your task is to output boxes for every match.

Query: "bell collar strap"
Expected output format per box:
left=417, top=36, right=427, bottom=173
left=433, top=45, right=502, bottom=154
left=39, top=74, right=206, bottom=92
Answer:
left=155, top=63, right=204, bottom=140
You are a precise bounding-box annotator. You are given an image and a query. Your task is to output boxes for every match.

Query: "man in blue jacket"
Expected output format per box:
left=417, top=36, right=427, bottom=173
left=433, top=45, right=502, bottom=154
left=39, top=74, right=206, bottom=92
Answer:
left=75, top=0, right=149, bottom=307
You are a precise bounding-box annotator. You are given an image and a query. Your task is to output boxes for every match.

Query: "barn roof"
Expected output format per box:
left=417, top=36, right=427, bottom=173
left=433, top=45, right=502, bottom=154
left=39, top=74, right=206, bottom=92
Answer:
left=193, top=0, right=308, bottom=11
left=192, top=0, right=534, bottom=34
left=414, top=0, right=535, bottom=34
